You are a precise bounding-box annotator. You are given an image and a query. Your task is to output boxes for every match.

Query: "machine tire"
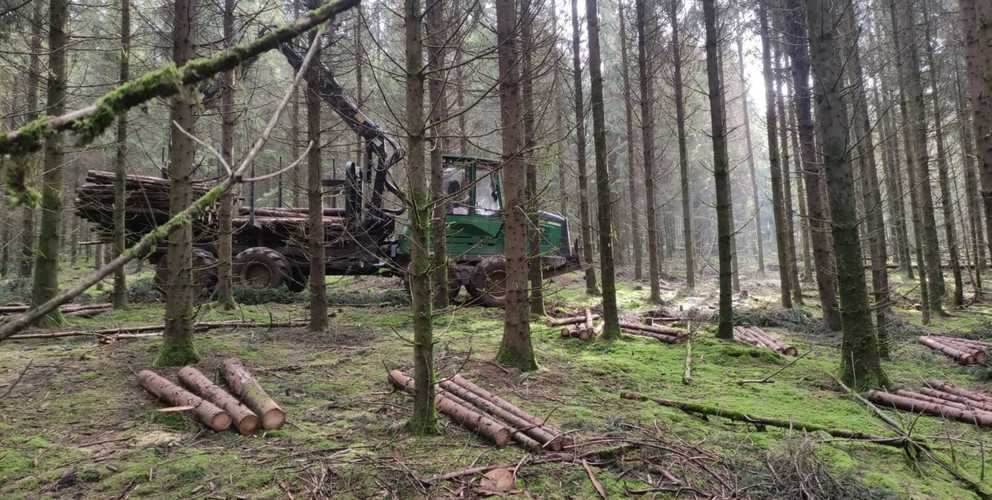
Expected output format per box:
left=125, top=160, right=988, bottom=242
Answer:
left=232, top=247, right=292, bottom=290
left=467, top=256, right=507, bottom=307
left=154, top=248, right=218, bottom=298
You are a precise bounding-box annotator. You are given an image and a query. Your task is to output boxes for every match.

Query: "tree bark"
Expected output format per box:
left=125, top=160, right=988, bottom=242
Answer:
left=668, top=0, right=694, bottom=290
left=216, top=0, right=237, bottom=310
left=495, top=0, right=538, bottom=371
left=112, top=0, right=130, bottom=310
left=736, top=34, right=764, bottom=276
left=782, top=0, right=842, bottom=331
left=775, top=49, right=803, bottom=305
left=290, top=0, right=303, bottom=207
left=427, top=0, right=449, bottom=309
left=405, top=0, right=438, bottom=434
left=137, top=370, right=231, bottom=431
left=30, top=0, right=69, bottom=327
left=158, top=0, right=199, bottom=367
left=178, top=366, right=258, bottom=435
left=701, top=0, right=734, bottom=340
left=570, top=0, right=599, bottom=296
left=954, top=57, right=984, bottom=297
left=18, top=0, right=42, bottom=280
left=635, top=0, right=660, bottom=303
left=306, top=31, right=328, bottom=333
left=872, top=69, right=913, bottom=278
left=585, top=0, right=620, bottom=340
left=806, top=0, right=886, bottom=389
left=618, top=0, right=643, bottom=282
left=758, top=0, right=792, bottom=308
left=522, top=0, right=545, bottom=316
left=221, top=358, right=285, bottom=429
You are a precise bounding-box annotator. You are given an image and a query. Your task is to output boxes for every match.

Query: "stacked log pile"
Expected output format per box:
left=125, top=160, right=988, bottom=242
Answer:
left=866, top=380, right=992, bottom=427
left=619, top=321, right=687, bottom=344
left=553, top=309, right=600, bottom=340
left=917, top=335, right=990, bottom=364
left=0, top=303, right=110, bottom=318
left=388, top=370, right=569, bottom=452
left=233, top=206, right=347, bottom=238
left=733, top=326, right=797, bottom=356
left=136, top=357, right=284, bottom=434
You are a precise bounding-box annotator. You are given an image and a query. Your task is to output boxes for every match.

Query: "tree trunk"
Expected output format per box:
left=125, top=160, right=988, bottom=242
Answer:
left=776, top=49, right=803, bottom=305
left=495, top=0, right=538, bottom=370
left=701, top=0, right=734, bottom=340
left=618, top=0, right=643, bottom=282
left=892, top=0, right=945, bottom=313
left=18, top=0, right=43, bottom=280
left=954, top=57, right=984, bottom=297
left=290, top=0, right=302, bottom=207
left=782, top=0, right=842, bottom=331
left=306, top=31, right=327, bottom=333
left=216, top=0, right=237, bottom=310
left=873, top=76, right=913, bottom=278
left=570, top=0, right=599, bottom=296
left=585, top=0, right=620, bottom=340
left=758, top=0, right=791, bottom=308
left=736, top=34, right=764, bottom=276
left=112, top=0, right=131, bottom=310
left=427, top=0, right=449, bottom=309
left=522, top=0, right=545, bottom=316
left=668, top=0, right=694, bottom=290
left=806, top=0, right=886, bottom=389
left=635, top=0, right=661, bottom=303
left=158, top=0, right=199, bottom=367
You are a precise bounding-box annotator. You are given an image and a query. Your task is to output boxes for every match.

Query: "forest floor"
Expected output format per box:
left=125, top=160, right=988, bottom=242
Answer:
left=2, top=266, right=992, bottom=498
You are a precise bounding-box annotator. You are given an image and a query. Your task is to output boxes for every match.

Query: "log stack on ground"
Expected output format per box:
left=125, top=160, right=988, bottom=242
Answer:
left=917, top=335, right=990, bottom=364
left=733, top=326, right=797, bottom=356
left=178, top=367, right=259, bottom=435
left=222, top=358, right=286, bottom=430
left=388, top=370, right=568, bottom=451
left=618, top=321, right=687, bottom=344
left=0, top=303, right=110, bottom=318
left=556, top=309, right=600, bottom=341
left=867, top=381, right=992, bottom=427
left=137, top=369, right=232, bottom=431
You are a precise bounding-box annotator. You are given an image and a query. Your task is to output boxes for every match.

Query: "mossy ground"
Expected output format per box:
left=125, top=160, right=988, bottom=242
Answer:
left=1, top=268, right=992, bottom=498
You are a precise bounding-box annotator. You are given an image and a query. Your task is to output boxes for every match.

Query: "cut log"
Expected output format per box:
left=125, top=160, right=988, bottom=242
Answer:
left=925, top=380, right=992, bottom=406
left=916, top=388, right=992, bottom=413
left=388, top=370, right=513, bottom=447
left=438, top=378, right=561, bottom=451
left=136, top=369, right=231, bottom=431
left=449, top=374, right=570, bottom=447
left=620, top=327, right=683, bottom=344
left=178, top=367, right=259, bottom=435
left=548, top=313, right=601, bottom=327
left=865, top=390, right=992, bottom=427
left=618, top=321, right=687, bottom=338
left=733, top=326, right=797, bottom=356
left=621, top=391, right=911, bottom=448
left=918, top=336, right=987, bottom=364
left=221, top=358, right=285, bottom=430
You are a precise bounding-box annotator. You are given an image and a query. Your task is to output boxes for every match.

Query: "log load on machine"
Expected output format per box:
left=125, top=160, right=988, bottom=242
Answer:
left=74, top=31, right=580, bottom=305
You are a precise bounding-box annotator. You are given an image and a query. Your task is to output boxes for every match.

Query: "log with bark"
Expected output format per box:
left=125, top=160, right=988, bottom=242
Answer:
left=0, top=303, right=110, bottom=317
left=733, top=326, right=797, bottom=356
left=925, top=380, right=992, bottom=407
left=7, top=319, right=309, bottom=341
left=866, top=389, right=992, bottom=427
left=178, top=366, right=259, bottom=435
left=618, top=321, right=686, bottom=344
left=448, top=374, right=570, bottom=448
left=221, top=358, right=285, bottom=429
left=917, top=335, right=989, bottom=364
left=137, top=369, right=232, bottom=431
left=548, top=310, right=601, bottom=327
left=388, top=370, right=514, bottom=447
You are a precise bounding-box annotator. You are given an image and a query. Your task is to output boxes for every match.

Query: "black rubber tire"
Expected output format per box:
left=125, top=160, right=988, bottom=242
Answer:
left=154, top=248, right=218, bottom=298
left=232, top=247, right=292, bottom=290
left=466, top=256, right=507, bottom=307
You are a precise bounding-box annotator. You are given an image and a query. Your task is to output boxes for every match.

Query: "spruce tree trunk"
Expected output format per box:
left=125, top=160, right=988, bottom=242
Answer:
left=306, top=32, right=327, bottom=334
left=112, top=0, right=131, bottom=310
left=570, top=0, right=599, bottom=296
left=585, top=0, right=620, bottom=340
left=289, top=0, right=303, bottom=208
left=668, top=0, right=694, bottom=290
left=19, top=0, right=43, bottom=281
left=873, top=78, right=913, bottom=278
left=736, top=34, right=764, bottom=276
left=701, top=0, right=734, bottom=340
left=618, top=0, right=643, bottom=282
left=891, top=0, right=945, bottom=313
left=495, top=0, right=538, bottom=371
left=158, top=0, right=199, bottom=367
left=426, top=0, right=449, bottom=309
left=31, top=0, right=69, bottom=327
left=216, top=0, right=237, bottom=310
left=783, top=0, right=842, bottom=331
left=522, top=0, right=545, bottom=316
left=954, top=59, right=984, bottom=297
left=758, top=0, right=791, bottom=309
left=775, top=49, right=803, bottom=305
left=405, top=0, right=437, bottom=434
left=635, top=0, right=660, bottom=303
left=806, top=0, right=885, bottom=389
left=842, top=0, right=890, bottom=357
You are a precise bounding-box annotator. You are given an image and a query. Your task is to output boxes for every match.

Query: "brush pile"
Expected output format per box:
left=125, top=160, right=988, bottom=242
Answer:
left=733, top=326, right=798, bottom=356
left=917, top=335, right=990, bottom=364
left=866, top=380, right=992, bottom=427
left=388, top=370, right=569, bottom=452
left=137, top=357, right=285, bottom=434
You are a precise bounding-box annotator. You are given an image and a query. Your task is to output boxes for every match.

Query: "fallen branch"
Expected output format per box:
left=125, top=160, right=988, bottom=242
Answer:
left=8, top=320, right=309, bottom=340
left=222, top=358, right=285, bottom=430
left=137, top=369, right=231, bottom=431
left=418, top=443, right=639, bottom=484
left=620, top=391, right=911, bottom=448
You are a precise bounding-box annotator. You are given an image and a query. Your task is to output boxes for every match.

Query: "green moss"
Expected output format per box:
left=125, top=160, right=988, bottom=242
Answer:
left=72, top=65, right=183, bottom=146
left=154, top=339, right=199, bottom=367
